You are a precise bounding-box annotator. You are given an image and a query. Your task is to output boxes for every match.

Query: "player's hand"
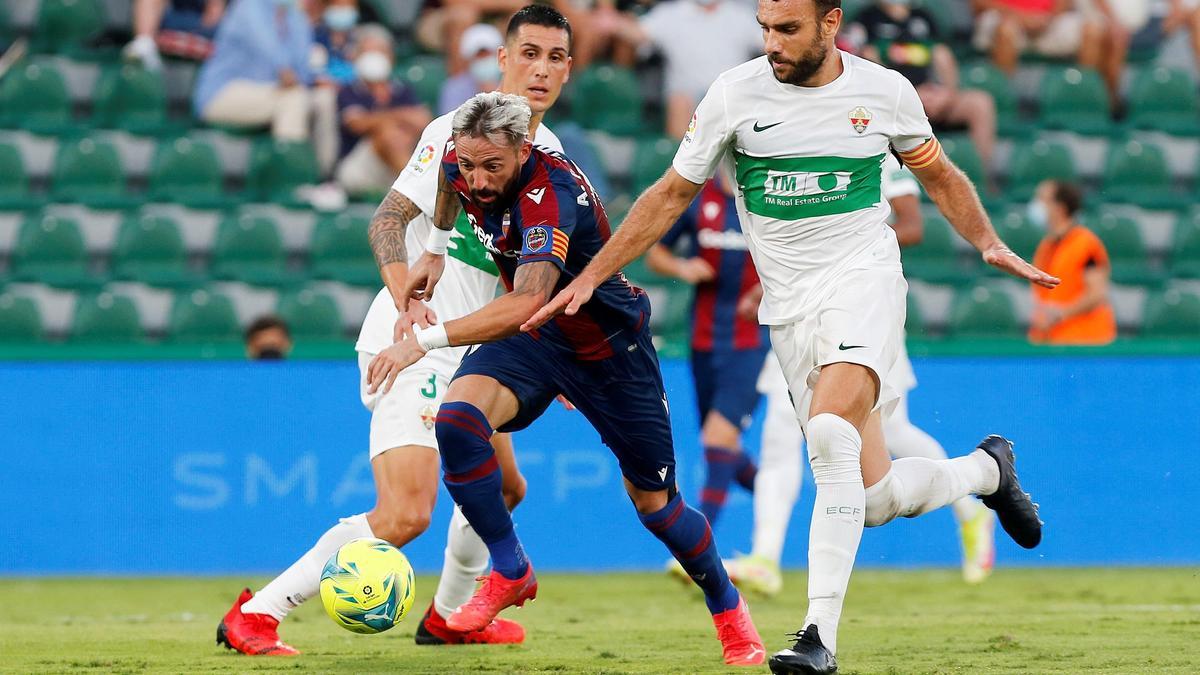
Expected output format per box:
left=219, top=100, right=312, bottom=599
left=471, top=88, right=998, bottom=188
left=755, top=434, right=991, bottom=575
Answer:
left=677, top=257, right=716, bottom=284
left=393, top=302, right=438, bottom=341
left=367, top=324, right=427, bottom=395
left=403, top=251, right=447, bottom=308
left=521, top=276, right=597, bottom=332
left=736, top=283, right=763, bottom=322
left=555, top=394, right=576, bottom=411
left=982, top=243, right=1060, bottom=289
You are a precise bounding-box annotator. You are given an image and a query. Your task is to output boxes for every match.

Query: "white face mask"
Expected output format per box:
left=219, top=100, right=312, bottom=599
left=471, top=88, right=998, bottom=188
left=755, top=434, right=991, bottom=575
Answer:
left=323, top=7, right=358, bottom=31
left=693, top=0, right=719, bottom=6
left=469, top=56, right=501, bottom=84
left=355, top=51, right=392, bottom=83
left=1027, top=199, right=1049, bottom=229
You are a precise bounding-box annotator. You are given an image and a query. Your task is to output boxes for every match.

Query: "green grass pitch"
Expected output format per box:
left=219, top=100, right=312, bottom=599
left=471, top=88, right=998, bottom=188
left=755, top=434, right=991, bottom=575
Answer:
left=1, top=568, right=1197, bottom=673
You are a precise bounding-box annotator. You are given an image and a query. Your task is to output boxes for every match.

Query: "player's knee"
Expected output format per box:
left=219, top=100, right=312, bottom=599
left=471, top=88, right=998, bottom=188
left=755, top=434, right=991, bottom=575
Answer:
left=700, top=416, right=740, bottom=449
left=864, top=471, right=900, bottom=527
left=502, top=473, right=527, bottom=510
left=806, top=413, right=862, bottom=485
left=434, top=401, right=495, bottom=474
left=370, top=508, right=433, bottom=545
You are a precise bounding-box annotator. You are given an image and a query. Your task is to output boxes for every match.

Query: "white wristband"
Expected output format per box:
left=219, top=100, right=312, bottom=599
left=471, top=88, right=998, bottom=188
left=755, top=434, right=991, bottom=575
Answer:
left=426, top=227, right=452, bottom=255
left=414, top=324, right=449, bottom=351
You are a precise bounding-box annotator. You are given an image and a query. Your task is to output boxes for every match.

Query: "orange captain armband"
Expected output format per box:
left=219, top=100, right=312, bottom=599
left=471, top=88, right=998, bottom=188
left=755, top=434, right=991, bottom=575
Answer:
left=896, top=137, right=942, bottom=170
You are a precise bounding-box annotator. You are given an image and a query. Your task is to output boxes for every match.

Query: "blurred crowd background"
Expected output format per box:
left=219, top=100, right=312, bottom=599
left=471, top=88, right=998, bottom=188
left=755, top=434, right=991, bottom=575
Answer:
left=1, top=0, right=1199, bottom=356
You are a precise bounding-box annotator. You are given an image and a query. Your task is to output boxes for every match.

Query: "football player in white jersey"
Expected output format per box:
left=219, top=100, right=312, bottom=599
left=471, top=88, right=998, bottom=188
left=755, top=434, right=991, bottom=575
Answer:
left=727, top=156, right=997, bottom=599
left=216, top=5, right=574, bottom=655
left=526, top=1, right=1058, bottom=672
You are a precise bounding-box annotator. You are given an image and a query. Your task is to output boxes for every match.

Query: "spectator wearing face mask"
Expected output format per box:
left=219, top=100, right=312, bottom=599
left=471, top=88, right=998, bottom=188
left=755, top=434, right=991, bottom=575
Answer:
left=246, top=316, right=293, bottom=360
left=335, top=24, right=433, bottom=195
left=193, top=0, right=314, bottom=141
left=438, top=23, right=503, bottom=115
left=313, top=0, right=361, bottom=86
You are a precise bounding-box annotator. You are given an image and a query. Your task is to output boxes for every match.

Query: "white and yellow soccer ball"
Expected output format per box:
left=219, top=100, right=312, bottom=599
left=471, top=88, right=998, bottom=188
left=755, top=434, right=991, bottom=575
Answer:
left=319, top=537, right=416, bottom=634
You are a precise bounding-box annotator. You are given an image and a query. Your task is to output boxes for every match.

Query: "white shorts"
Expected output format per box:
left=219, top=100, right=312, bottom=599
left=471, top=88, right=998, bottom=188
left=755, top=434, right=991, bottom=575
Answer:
left=973, top=10, right=1086, bottom=58
left=357, top=352, right=453, bottom=458
left=768, top=266, right=907, bottom=431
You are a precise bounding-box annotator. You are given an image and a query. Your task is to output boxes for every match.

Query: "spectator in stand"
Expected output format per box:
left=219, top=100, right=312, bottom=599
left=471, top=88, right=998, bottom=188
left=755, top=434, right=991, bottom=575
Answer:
left=1027, top=180, right=1116, bottom=345
left=245, top=316, right=293, bottom=360
left=415, top=0, right=524, bottom=76
left=193, top=0, right=314, bottom=141
left=124, top=0, right=226, bottom=71
left=1158, top=0, right=1200, bottom=68
left=313, top=0, right=361, bottom=86
left=1086, top=1, right=1200, bottom=102
left=850, top=0, right=998, bottom=174
left=972, top=1, right=1105, bottom=85
left=439, top=23, right=503, bottom=115
left=335, top=25, right=432, bottom=195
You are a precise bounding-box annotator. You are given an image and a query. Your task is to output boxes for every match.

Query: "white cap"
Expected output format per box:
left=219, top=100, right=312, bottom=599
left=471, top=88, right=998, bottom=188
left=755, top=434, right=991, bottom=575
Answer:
left=459, top=23, right=502, bottom=59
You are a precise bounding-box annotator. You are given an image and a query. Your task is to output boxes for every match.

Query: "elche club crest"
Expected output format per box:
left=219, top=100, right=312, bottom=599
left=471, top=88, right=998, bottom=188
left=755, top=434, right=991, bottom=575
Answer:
left=420, top=405, right=435, bottom=430
left=849, top=106, right=872, bottom=134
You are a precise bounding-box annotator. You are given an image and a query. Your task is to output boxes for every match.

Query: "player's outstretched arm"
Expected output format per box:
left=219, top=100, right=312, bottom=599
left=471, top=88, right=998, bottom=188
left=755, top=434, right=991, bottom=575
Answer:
left=522, top=168, right=704, bottom=331
left=908, top=151, right=1060, bottom=289
left=401, top=170, right=463, bottom=308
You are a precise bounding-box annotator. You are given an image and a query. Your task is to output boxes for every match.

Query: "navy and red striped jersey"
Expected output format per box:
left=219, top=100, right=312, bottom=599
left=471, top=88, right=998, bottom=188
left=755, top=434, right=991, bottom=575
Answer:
left=443, top=143, right=648, bottom=360
left=660, top=180, right=767, bottom=353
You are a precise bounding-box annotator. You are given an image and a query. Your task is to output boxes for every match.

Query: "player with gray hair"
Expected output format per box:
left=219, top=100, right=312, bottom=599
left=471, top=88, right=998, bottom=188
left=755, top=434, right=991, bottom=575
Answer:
left=452, top=91, right=532, bottom=148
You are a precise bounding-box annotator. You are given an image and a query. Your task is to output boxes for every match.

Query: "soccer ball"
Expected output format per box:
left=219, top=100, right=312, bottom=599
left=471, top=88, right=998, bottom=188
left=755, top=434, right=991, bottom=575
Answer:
left=319, top=537, right=416, bottom=634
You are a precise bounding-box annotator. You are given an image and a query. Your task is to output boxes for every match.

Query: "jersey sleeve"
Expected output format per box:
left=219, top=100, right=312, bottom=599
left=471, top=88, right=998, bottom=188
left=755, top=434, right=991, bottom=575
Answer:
left=517, top=172, right=579, bottom=270
left=391, top=118, right=452, bottom=214
left=673, top=79, right=734, bottom=185
left=890, top=76, right=941, bottom=170
left=1087, top=232, right=1111, bottom=269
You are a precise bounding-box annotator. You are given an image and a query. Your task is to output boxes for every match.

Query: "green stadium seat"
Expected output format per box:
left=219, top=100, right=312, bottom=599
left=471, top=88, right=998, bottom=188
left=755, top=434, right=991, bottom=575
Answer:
left=51, top=136, right=136, bottom=209
left=1005, top=140, right=1075, bottom=203
left=1088, top=213, right=1163, bottom=286
left=939, top=136, right=988, bottom=191
left=902, top=215, right=977, bottom=283
left=397, top=55, right=446, bottom=110
left=1126, top=67, right=1200, bottom=136
left=0, top=61, right=72, bottom=133
left=1101, top=140, right=1186, bottom=211
left=1170, top=212, right=1200, bottom=278
left=648, top=281, right=693, bottom=358
left=0, top=293, right=42, bottom=342
left=111, top=214, right=198, bottom=287
left=92, top=65, right=173, bottom=135
left=32, top=0, right=107, bottom=55
left=962, top=62, right=1024, bottom=137
left=993, top=210, right=1042, bottom=261
left=630, top=136, right=676, bottom=194
left=571, top=64, right=643, bottom=136
left=947, top=283, right=1020, bottom=338
left=147, top=138, right=225, bottom=208
left=10, top=214, right=100, bottom=288
left=276, top=289, right=343, bottom=339
left=309, top=212, right=377, bottom=286
left=210, top=213, right=296, bottom=286
left=168, top=288, right=241, bottom=342
left=71, top=291, right=142, bottom=342
left=1038, top=67, right=1111, bottom=136
left=0, top=142, right=43, bottom=211
left=246, top=140, right=319, bottom=204
left=1141, top=289, right=1200, bottom=338
left=905, top=292, right=925, bottom=338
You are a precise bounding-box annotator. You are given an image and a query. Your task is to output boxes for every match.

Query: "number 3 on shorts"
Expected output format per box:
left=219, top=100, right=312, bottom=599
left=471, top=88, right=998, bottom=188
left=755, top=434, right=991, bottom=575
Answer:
left=420, top=373, right=437, bottom=399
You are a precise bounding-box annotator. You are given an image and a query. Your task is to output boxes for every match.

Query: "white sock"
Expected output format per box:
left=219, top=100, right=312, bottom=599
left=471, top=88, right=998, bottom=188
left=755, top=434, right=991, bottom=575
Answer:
left=864, top=451, right=1000, bottom=527
left=802, top=413, right=865, bottom=656
left=884, top=410, right=986, bottom=523
left=241, top=513, right=374, bottom=621
left=751, top=389, right=804, bottom=564
left=433, top=506, right=489, bottom=618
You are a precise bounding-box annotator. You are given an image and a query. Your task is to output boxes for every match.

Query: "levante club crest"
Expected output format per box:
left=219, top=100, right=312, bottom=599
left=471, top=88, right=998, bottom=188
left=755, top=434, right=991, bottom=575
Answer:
left=849, top=106, right=872, bottom=134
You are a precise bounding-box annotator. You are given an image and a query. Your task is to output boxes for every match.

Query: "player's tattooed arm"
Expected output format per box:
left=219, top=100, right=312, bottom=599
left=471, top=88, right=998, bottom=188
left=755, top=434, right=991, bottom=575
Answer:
left=368, top=190, right=420, bottom=267
left=432, top=169, right=462, bottom=232
left=443, top=261, right=563, bottom=346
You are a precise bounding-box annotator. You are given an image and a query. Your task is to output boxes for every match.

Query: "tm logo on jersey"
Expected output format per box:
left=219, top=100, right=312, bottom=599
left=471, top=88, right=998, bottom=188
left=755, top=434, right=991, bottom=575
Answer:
left=764, top=170, right=853, bottom=202
left=735, top=152, right=884, bottom=220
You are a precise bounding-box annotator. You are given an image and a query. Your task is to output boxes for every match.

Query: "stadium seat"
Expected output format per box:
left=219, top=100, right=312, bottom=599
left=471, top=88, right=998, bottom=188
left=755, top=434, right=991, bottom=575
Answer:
left=70, top=291, right=143, bottom=342
left=962, top=62, right=1024, bottom=137
left=571, top=64, right=643, bottom=136
left=92, top=65, right=172, bottom=135
left=1088, top=213, right=1163, bottom=286
left=111, top=213, right=198, bottom=287
left=10, top=214, right=99, bottom=288
left=51, top=136, right=136, bottom=209
left=1170, top=212, right=1200, bottom=278
left=397, top=55, right=447, bottom=110
left=939, top=136, right=988, bottom=191
left=309, top=212, right=376, bottom=286
left=992, top=210, right=1042, bottom=261
left=1141, top=289, right=1200, bottom=338
left=1005, top=140, right=1075, bottom=203
left=0, top=293, right=42, bottom=342
left=32, top=0, right=107, bottom=55
left=0, top=142, right=43, bottom=211
left=0, top=61, right=72, bottom=133
left=647, top=282, right=693, bottom=358
left=1101, top=140, right=1186, bottom=211
left=901, top=215, right=977, bottom=283
left=1126, top=67, right=1200, bottom=137
left=246, top=140, right=319, bottom=204
left=630, top=136, right=676, bottom=194
left=147, top=137, right=225, bottom=208
left=905, top=292, right=925, bottom=338
left=1038, top=67, right=1111, bottom=136
left=168, top=288, right=241, bottom=342
left=276, top=289, right=343, bottom=339
left=210, top=213, right=295, bottom=286
left=947, top=284, right=1020, bottom=338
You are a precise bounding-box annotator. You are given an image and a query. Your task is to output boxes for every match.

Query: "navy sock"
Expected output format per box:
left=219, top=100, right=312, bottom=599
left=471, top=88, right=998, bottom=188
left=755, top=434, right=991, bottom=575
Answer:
left=733, top=452, right=758, bottom=492
left=437, top=401, right=528, bottom=580
left=639, top=493, right=740, bottom=614
left=700, top=446, right=739, bottom=525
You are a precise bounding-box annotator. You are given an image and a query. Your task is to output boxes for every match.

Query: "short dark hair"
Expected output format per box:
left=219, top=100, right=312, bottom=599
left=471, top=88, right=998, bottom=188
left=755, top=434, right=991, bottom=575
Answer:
left=1050, top=180, right=1084, bottom=216
left=506, top=4, right=572, bottom=51
left=814, top=0, right=842, bottom=15
left=245, top=315, right=290, bottom=341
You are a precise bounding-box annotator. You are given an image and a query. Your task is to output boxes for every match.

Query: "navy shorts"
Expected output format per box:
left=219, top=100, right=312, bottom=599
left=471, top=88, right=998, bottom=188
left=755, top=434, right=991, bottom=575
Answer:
left=690, top=347, right=770, bottom=431
left=453, top=324, right=677, bottom=492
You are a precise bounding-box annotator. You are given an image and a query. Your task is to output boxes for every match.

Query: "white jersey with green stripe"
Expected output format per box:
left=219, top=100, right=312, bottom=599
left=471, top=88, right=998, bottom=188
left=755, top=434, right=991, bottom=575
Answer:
left=355, top=111, right=562, bottom=362
left=673, top=51, right=934, bottom=325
